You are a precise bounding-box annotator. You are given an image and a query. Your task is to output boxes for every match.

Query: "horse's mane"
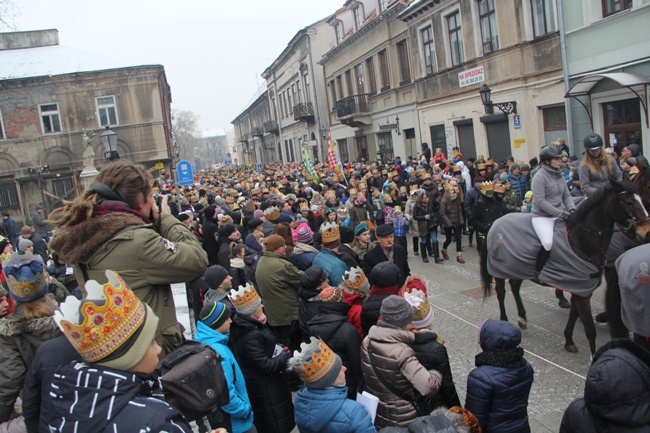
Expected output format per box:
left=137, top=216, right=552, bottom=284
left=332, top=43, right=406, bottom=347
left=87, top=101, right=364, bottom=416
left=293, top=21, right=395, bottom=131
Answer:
left=571, top=178, right=637, bottom=223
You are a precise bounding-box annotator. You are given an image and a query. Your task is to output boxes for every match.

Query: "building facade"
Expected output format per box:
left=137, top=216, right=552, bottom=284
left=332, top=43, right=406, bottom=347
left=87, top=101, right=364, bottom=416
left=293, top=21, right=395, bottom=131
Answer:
left=232, top=90, right=276, bottom=166
left=321, top=0, right=421, bottom=164
left=400, top=0, right=566, bottom=163
left=562, top=0, right=649, bottom=155
left=0, top=29, right=173, bottom=223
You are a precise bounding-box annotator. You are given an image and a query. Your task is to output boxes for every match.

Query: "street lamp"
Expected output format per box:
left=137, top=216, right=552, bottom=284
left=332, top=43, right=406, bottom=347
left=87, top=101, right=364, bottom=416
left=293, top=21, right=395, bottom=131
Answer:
left=27, top=164, right=50, bottom=218
left=101, top=126, right=119, bottom=161
left=173, top=141, right=181, bottom=160
left=478, top=83, right=517, bottom=115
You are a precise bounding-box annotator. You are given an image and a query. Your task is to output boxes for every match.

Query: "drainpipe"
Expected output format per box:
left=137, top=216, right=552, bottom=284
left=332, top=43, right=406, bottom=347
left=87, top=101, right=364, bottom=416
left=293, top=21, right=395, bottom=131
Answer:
left=557, top=0, right=574, bottom=150
left=271, top=69, right=284, bottom=163
left=306, top=30, right=325, bottom=163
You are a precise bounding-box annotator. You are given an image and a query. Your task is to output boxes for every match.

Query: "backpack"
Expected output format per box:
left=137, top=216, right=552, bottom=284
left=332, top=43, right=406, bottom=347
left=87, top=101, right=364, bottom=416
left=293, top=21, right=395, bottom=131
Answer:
left=158, top=340, right=230, bottom=421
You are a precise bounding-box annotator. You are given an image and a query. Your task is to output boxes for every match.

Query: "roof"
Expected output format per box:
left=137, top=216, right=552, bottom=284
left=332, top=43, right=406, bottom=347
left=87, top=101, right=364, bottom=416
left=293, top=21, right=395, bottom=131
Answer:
left=565, top=72, right=649, bottom=96
left=0, top=43, right=160, bottom=81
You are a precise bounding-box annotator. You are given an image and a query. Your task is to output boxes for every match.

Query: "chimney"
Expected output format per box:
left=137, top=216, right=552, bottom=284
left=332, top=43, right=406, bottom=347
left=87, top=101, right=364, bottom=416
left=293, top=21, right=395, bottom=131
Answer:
left=0, top=29, right=59, bottom=51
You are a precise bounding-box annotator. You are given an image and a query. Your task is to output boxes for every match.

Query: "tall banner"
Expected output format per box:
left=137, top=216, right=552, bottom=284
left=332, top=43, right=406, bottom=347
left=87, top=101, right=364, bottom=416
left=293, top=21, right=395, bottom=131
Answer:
left=301, top=139, right=320, bottom=182
left=327, top=129, right=347, bottom=184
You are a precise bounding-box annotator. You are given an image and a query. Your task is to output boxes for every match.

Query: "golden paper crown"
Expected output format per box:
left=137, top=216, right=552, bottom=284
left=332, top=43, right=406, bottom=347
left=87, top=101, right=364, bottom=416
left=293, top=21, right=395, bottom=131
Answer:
left=53, top=270, right=145, bottom=363
left=389, top=170, right=398, bottom=178
left=493, top=183, right=506, bottom=194
left=422, top=173, right=432, bottom=180
left=320, top=222, right=341, bottom=244
left=264, top=206, right=281, bottom=221
left=349, top=188, right=358, bottom=195
left=325, top=189, right=336, bottom=199
left=481, top=181, right=494, bottom=192
left=342, top=266, right=369, bottom=292
left=477, top=163, right=486, bottom=170
left=359, top=182, right=367, bottom=190
left=337, top=207, right=348, bottom=215
left=393, top=205, right=402, bottom=214
left=409, top=184, right=419, bottom=192
left=291, top=337, right=338, bottom=384
left=228, top=283, right=261, bottom=315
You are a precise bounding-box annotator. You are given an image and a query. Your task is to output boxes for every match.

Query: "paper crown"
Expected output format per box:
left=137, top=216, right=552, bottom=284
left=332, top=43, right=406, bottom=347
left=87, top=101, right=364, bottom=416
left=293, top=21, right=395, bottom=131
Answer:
left=359, top=181, right=367, bottom=190
left=389, top=170, right=398, bottom=178
left=320, top=222, right=341, bottom=246
left=402, top=274, right=429, bottom=296
left=477, top=163, right=486, bottom=170
left=409, top=184, right=419, bottom=193
left=393, top=205, right=403, bottom=214
left=421, top=173, right=432, bottom=180
left=493, top=183, right=506, bottom=194
left=342, top=266, right=369, bottom=293
left=349, top=188, right=358, bottom=195
left=53, top=270, right=153, bottom=365
left=264, top=206, right=281, bottom=221
left=337, top=207, right=348, bottom=215
left=404, top=288, right=433, bottom=329
left=319, top=286, right=344, bottom=303
left=2, top=252, right=47, bottom=303
left=481, top=181, right=494, bottom=193
left=325, top=190, right=337, bottom=199
left=288, top=337, right=341, bottom=389
left=228, top=283, right=261, bottom=316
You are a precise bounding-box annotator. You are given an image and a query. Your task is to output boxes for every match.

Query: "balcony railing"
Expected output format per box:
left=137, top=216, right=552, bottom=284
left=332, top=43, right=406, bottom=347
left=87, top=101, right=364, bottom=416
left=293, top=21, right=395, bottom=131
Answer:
left=293, top=102, right=314, bottom=121
left=335, top=94, right=370, bottom=118
left=264, top=120, right=279, bottom=134
left=251, top=126, right=264, bottom=137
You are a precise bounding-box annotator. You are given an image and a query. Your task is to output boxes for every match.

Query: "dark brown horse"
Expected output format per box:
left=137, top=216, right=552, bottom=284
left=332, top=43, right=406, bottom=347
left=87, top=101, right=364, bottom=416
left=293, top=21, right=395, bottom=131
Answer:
left=480, top=179, right=650, bottom=355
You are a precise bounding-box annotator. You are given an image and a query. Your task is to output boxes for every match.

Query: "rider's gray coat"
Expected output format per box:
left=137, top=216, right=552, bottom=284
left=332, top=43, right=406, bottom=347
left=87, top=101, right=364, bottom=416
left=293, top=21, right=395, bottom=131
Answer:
left=531, top=164, right=574, bottom=218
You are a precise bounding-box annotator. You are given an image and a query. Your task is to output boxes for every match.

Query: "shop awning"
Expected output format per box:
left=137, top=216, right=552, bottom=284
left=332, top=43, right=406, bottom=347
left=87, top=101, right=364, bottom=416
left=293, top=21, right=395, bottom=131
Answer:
left=565, top=72, right=649, bottom=128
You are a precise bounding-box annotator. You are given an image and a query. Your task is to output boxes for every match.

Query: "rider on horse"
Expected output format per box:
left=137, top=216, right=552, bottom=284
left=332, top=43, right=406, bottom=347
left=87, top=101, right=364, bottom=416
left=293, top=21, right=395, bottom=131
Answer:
left=531, top=145, right=576, bottom=278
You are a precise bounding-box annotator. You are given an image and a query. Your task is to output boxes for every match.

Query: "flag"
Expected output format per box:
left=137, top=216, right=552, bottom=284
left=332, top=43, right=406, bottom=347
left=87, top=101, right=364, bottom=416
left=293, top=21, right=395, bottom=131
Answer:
left=327, top=129, right=347, bottom=184
left=301, top=140, right=320, bottom=182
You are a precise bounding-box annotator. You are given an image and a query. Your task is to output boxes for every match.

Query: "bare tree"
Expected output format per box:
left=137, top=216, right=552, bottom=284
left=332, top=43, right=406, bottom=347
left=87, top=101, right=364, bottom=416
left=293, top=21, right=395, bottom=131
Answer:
left=171, top=109, right=205, bottom=164
left=0, top=1, right=19, bottom=30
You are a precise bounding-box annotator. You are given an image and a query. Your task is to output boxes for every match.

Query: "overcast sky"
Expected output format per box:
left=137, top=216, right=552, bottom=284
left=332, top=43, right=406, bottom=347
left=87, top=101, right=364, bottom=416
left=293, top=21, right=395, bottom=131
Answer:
left=12, top=0, right=343, bottom=133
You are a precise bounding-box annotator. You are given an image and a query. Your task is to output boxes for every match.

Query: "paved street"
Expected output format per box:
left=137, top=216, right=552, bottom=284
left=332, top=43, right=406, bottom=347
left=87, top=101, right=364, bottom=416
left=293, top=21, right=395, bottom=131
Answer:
left=174, top=238, right=610, bottom=433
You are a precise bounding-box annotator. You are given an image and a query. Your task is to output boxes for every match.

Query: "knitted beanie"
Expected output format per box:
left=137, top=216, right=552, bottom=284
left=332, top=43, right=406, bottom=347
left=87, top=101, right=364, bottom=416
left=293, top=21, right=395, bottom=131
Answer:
left=380, top=295, right=414, bottom=329
left=254, top=209, right=264, bottom=219
left=204, top=265, right=229, bottom=289
left=18, top=239, right=33, bottom=254
left=264, top=234, right=285, bottom=252
left=296, top=224, right=314, bottom=244
left=288, top=337, right=342, bottom=389
left=200, top=301, right=232, bottom=330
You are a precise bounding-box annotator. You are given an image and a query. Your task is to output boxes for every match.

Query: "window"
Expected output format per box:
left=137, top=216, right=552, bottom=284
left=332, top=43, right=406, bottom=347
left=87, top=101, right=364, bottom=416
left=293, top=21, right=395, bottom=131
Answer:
left=396, top=40, right=411, bottom=84
left=366, top=57, right=377, bottom=94
left=447, top=12, right=464, bottom=66
left=356, top=136, right=368, bottom=160
left=421, top=26, right=436, bottom=76
left=378, top=50, right=390, bottom=91
left=543, top=106, right=567, bottom=131
left=0, top=183, right=19, bottom=209
left=478, top=0, right=498, bottom=54
left=353, top=8, right=362, bottom=30
left=377, top=132, right=394, bottom=160
left=334, top=23, right=342, bottom=44
left=336, top=75, right=344, bottom=100
left=530, top=0, right=557, bottom=37
left=0, top=111, right=5, bottom=140
left=338, top=139, right=349, bottom=163
left=345, top=70, right=354, bottom=96
left=39, top=103, right=62, bottom=134
left=329, top=80, right=337, bottom=109
left=96, top=96, right=118, bottom=127
left=355, top=64, right=365, bottom=94
left=603, top=0, right=632, bottom=17
left=379, top=0, right=387, bottom=12
left=52, top=175, right=76, bottom=200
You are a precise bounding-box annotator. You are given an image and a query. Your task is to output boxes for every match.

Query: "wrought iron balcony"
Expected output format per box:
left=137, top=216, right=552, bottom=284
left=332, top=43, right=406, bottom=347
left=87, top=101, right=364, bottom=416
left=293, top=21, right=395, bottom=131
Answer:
left=293, top=102, right=314, bottom=122
left=251, top=126, right=264, bottom=137
left=264, top=120, right=279, bottom=134
left=335, top=94, right=370, bottom=119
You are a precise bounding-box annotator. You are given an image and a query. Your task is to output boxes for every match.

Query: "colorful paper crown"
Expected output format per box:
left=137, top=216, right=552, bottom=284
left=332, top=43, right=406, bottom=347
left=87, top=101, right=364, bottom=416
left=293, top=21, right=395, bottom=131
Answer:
left=264, top=206, right=281, bottom=221
left=477, top=163, right=486, bottom=170
left=2, top=252, right=47, bottom=303
left=359, top=182, right=367, bottom=190
left=320, top=222, right=341, bottom=246
left=404, top=288, right=433, bottom=329
left=393, top=205, right=402, bottom=214
left=53, top=270, right=154, bottom=366
left=389, top=170, right=398, bottom=178
left=409, top=184, right=419, bottom=193
left=337, top=207, right=348, bottom=215
left=325, top=190, right=337, bottom=199
left=481, top=181, right=494, bottom=193
left=288, top=337, right=341, bottom=389
left=349, top=188, right=358, bottom=195
left=228, top=283, right=261, bottom=316
left=342, top=266, right=369, bottom=293
left=493, top=183, right=506, bottom=194
left=422, top=173, right=432, bottom=180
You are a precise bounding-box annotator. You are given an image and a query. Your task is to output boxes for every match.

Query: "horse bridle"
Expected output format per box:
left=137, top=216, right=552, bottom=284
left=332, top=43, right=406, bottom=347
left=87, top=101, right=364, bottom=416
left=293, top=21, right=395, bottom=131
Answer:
left=613, top=192, right=650, bottom=233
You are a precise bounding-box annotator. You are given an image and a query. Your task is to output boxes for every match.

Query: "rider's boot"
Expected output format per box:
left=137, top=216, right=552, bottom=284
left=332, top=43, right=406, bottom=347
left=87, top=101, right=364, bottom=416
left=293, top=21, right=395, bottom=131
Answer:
left=534, top=247, right=551, bottom=280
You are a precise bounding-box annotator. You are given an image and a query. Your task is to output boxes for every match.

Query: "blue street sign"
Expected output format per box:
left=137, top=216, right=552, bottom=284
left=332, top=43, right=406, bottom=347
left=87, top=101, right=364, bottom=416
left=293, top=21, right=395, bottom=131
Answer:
left=255, top=163, right=262, bottom=172
left=225, top=159, right=232, bottom=167
left=177, top=160, right=194, bottom=186
left=513, top=115, right=521, bottom=130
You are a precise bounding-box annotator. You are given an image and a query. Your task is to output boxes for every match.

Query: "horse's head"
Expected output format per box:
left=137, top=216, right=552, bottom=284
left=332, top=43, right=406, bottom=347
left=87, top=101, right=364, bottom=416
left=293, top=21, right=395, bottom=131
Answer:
left=610, top=178, right=650, bottom=242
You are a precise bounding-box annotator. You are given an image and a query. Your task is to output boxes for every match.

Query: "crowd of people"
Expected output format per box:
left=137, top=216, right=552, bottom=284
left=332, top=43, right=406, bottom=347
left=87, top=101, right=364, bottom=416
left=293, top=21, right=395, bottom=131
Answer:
left=0, top=133, right=648, bottom=433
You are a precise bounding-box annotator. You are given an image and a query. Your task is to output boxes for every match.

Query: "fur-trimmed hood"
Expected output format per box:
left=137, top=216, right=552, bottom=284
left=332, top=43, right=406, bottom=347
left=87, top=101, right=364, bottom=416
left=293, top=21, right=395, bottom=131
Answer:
left=0, top=299, right=60, bottom=340
left=49, top=213, right=146, bottom=263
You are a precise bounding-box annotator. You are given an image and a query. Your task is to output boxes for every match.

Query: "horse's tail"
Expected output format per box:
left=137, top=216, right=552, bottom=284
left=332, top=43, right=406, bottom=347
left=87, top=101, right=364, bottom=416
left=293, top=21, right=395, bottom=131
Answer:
left=480, top=237, right=492, bottom=298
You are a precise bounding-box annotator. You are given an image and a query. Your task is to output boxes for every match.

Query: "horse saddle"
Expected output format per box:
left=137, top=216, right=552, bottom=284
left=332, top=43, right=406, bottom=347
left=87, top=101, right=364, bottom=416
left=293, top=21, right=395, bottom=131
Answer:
left=487, top=213, right=601, bottom=297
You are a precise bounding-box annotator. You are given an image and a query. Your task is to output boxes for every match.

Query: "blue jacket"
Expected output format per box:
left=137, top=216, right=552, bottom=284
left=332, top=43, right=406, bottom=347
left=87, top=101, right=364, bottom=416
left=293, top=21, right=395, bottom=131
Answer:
left=194, top=322, right=254, bottom=433
left=294, top=386, right=376, bottom=433
left=465, top=320, right=534, bottom=433
left=312, top=249, right=349, bottom=287
left=508, top=172, right=528, bottom=202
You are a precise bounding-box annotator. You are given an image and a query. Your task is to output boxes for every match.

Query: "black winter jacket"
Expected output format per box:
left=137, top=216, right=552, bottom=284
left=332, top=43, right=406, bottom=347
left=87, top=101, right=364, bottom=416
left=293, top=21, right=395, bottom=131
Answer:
left=411, top=331, right=461, bottom=410
left=202, top=219, right=220, bottom=265
left=307, top=312, right=362, bottom=399
left=360, top=285, right=400, bottom=337
left=560, top=339, right=650, bottom=433
left=338, top=244, right=361, bottom=268
left=47, top=362, right=192, bottom=432
left=229, top=313, right=295, bottom=433
left=469, top=195, right=505, bottom=234
left=298, top=295, right=350, bottom=342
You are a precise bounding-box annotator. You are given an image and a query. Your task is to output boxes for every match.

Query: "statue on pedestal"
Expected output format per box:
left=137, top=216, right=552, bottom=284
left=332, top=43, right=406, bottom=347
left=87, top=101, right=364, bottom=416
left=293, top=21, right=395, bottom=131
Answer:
left=82, top=129, right=96, bottom=170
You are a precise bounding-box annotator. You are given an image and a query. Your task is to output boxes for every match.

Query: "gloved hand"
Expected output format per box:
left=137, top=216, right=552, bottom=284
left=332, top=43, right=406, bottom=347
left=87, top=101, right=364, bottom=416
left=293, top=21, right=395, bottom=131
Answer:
left=561, top=211, right=572, bottom=220
left=425, top=214, right=431, bottom=220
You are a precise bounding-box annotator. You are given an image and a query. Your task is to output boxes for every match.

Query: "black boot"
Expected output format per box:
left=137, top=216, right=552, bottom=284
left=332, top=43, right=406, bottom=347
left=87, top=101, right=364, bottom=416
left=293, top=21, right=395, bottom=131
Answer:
left=426, top=238, right=433, bottom=257
left=433, top=242, right=444, bottom=264
left=534, top=248, right=551, bottom=279
left=421, top=244, right=429, bottom=263
left=414, top=238, right=419, bottom=256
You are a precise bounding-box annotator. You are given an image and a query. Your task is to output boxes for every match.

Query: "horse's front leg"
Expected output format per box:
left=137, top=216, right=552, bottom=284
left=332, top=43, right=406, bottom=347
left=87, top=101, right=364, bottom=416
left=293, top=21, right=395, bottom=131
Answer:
left=574, top=294, right=597, bottom=357
left=494, top=278, right=508, bottom=322
left=510, top=280, right=527, bottom=330
left=564, top=295, right=580, bottom=353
